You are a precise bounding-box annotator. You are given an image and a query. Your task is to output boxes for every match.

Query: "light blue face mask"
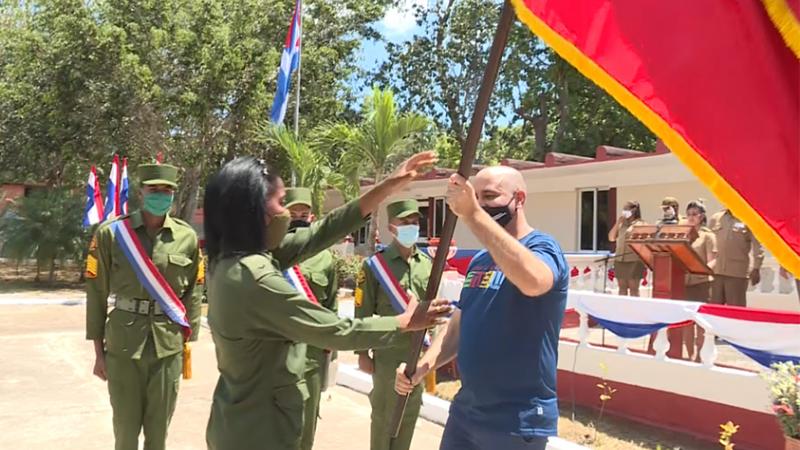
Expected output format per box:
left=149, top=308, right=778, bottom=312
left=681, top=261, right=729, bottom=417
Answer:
left=142, top=192, right=174, bottom=216
left=395, top=224, right=420, bottom=248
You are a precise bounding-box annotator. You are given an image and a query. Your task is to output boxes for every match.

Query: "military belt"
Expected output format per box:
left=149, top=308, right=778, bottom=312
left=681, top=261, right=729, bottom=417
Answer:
left=114, top=297, right=165, bottom=316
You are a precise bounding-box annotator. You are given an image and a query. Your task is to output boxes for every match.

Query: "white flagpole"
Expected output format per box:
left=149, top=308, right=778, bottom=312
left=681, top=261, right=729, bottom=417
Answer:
left=291, top=1, right=302, bottom=187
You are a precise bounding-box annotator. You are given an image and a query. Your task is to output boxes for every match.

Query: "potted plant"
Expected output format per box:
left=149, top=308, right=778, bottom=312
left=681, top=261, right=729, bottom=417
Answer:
left=763, top=361, right=800, bottom=449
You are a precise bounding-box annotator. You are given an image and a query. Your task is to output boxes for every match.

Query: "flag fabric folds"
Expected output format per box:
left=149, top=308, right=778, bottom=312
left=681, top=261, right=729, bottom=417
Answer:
left=509, top=0, right=800, bottom=277
left=270, top=0, right=302, bottom=124
left=103, top=155, right=120, bottom=221
left=83, top=166, right=104, bottom=227
left=568, top=292, right=800, bottom=367
left=119, top=157, right=129, bottom=216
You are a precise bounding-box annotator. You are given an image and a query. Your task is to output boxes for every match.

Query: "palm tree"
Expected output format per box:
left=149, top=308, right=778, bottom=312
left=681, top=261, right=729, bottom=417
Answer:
left=318, top=87, right=430, bottom=250
left=257, top=125, right=332, bottom=217
left=0, top=190, right=87, bottom=283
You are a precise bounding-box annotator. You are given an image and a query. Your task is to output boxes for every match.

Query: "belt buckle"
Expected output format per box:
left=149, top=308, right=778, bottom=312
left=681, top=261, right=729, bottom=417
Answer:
left=136, top=300, right=150, bottom=315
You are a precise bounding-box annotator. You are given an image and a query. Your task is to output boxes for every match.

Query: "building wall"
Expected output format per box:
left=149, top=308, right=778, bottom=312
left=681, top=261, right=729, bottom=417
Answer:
left=329, top=153, right=766, bottom=255
left=615, top=181, right=723, bottom=225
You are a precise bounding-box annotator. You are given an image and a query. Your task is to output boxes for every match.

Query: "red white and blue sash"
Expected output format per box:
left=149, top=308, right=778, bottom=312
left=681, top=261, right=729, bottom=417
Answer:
left=284, top=265, right=319, bottom=304
left=111, top=219, right=192, bottom=340
left=366, top=253, right=431, bottom=346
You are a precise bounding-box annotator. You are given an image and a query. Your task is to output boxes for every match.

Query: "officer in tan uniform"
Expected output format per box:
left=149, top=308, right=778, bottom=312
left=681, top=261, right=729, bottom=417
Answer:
left=708, top=208, right=764, bottom=307
left=658, top=196, right=685, bottom=225
left=683, top=200, right=716, bottom=360
left=86, top=163, right=203, bottom=450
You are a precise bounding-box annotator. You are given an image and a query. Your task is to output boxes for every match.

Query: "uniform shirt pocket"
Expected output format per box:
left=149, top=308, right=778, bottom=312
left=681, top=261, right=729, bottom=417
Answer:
left=273, top=384, right=308, bottom=445
left=310, top=272, right=329, bottom=289
left=167, top=254, right=193, bottom=293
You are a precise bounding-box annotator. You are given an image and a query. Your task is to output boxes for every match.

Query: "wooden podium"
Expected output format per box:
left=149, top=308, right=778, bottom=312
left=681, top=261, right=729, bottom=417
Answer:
left=626, top=224, right=713, bottom=358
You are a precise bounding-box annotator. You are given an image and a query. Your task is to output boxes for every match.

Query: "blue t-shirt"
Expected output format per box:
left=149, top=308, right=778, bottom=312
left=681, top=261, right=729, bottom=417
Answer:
left=451, top=230, right=568, bottom=438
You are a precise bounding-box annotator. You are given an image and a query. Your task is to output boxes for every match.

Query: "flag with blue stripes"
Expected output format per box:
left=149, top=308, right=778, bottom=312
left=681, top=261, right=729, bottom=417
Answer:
left=119, top=157, right=129, bottom=215
left=103, top=155, right=120, bottom=221
left=82, top=166, right=104, bottom=228
left=270, top=0, right=302, bottom=124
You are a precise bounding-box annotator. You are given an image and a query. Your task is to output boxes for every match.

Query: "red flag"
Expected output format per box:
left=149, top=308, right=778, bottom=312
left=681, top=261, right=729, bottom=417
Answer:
left=510, top=0, right=800, bottom=277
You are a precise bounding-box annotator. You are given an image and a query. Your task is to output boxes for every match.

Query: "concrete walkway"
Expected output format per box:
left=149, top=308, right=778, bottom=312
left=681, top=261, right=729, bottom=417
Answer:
left=0, top=303, right=443, bottom=450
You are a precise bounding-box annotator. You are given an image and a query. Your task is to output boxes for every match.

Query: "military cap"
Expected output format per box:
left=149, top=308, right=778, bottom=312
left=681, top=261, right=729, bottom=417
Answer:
left=387, top=199, right=421, bottom=220
left=138, top=164, right=178, bottom=188
left=661, top=196, right=679, bottom=208
left=285, top=187, right=313, bottom=208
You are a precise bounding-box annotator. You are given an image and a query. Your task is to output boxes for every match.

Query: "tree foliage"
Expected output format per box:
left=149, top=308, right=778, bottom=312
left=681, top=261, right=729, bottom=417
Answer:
left=317, top=87, right=430, bottom=250
left=0, top=190, right=88, bottom=282
left=374, top=0, right=656, bottom=161
left=0, top=0, right=393, bottom=220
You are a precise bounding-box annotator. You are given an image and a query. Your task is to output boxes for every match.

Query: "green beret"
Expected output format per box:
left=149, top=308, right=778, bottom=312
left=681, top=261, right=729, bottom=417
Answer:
left=285, top=187, right=313, bottom=208
left=138, top=164, right=178, bottom=188
left=387, top=199, right=420, bottom=220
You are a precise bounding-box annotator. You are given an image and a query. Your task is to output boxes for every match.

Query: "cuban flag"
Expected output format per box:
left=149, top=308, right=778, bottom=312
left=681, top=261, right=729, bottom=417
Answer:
left=119, top=157, right=129, bottom=215
left=103, top=155, right=120, bottom=221
left=269, top=0, right=302, bottom=124
left=82, top=166, right=105, bottom=227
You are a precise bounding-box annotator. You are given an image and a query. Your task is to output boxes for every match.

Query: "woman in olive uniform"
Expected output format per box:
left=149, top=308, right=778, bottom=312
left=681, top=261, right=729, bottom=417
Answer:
left=203, top=154, right=451, bottom=450
left=608, top=201, right=646, bottom=296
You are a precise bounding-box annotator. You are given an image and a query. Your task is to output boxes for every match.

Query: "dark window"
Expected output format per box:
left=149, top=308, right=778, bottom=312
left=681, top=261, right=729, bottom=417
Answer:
left=579, top=189, right=611, bottom=251
left=351, top=219, right=370, bottom=245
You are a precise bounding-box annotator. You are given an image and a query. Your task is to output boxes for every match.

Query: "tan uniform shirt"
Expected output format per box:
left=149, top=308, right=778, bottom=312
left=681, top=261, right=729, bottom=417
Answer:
left=709, top=210, right=764, bottom=279
left=686, top=227, right=717, bottom=286
left=615, top=219, right=645, bottom=262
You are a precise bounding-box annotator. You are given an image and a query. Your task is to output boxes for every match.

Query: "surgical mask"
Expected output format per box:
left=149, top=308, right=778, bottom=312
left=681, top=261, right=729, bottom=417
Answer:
left=394, top=224, right=419, bottom=248
left=266, top=210, right=291, bottom=250
left=481, top=194, right=517, bottom=228
left=622, top=210, right=633, bottom=219
left=142, top=192, right=174, bottom=216
left=288, top=219, right=310, bottom=232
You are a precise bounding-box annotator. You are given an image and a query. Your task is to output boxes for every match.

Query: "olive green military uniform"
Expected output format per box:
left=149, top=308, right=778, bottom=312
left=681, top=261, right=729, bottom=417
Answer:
left=85, top=164, right=203, bottom=450
left=709, top=210, right=764, bottom=307
left=285, top=188, right=341, bottom=450
left=355, top=200, right=432, bottom=450
left=206, top=200, right=403, bottom=450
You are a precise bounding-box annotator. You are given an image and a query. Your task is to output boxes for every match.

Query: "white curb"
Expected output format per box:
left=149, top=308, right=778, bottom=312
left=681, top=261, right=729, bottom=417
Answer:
left=0, top=297, right=85, bottom=306
left=335, top=364, right=588, bottom=450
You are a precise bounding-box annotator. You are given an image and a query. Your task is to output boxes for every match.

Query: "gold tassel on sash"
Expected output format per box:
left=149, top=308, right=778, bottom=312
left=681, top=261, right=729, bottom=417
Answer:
left=182, top=343, right=192, bottom=380
left=424, top=369, right=436, bottom=394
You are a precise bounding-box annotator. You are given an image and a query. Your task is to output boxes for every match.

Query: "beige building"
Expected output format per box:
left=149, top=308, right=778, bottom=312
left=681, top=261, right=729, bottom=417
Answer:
left=344, top=142, right=724, bottom=254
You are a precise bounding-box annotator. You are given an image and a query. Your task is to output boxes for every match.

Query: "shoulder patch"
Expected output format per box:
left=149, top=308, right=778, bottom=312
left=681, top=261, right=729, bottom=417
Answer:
left=88, top=236, right=98, bottom=252
left=356, top=268, right=366, bottom=286
left=240, top=254, right=276, bottom=282
left=85, top=254, right=98, bottom=279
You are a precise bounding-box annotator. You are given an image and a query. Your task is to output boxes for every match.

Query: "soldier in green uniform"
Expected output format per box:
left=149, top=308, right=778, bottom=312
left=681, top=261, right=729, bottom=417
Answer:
left=86, top=164, right=203, bottom=450
left=355, top=199, right=432, bottom=450
left=284, top=187, right=339, bottom=450
left=202, top=153, right=452, bottom=450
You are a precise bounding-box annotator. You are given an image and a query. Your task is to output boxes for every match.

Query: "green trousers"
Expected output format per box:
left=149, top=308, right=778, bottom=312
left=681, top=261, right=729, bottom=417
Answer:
left=300, top=366, right=322, bottom=450
left=369, top=352, right=423, bottom=450
left=105, top=338, right=182, bottom=450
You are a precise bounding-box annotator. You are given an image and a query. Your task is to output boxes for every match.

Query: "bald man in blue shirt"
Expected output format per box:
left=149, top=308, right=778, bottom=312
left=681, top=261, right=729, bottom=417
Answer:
left=395, top=166, right=569, bottom=450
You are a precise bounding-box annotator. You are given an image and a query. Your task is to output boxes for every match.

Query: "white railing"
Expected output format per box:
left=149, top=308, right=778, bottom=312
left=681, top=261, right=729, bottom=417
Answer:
left=564, top=253, right=798, bottom=311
